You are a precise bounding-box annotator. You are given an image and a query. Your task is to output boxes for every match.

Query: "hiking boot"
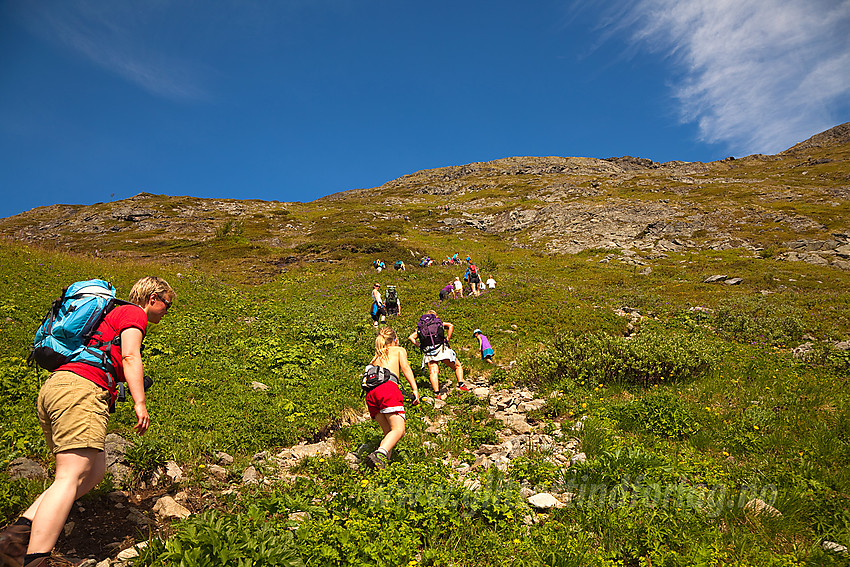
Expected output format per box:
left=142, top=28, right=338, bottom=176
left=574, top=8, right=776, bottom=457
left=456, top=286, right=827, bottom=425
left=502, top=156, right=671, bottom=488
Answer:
left=364, top=451, right=388, bottom=470
left=23, top=554, right=84, bottom=567
left=0, top=522, right=31, bottom=567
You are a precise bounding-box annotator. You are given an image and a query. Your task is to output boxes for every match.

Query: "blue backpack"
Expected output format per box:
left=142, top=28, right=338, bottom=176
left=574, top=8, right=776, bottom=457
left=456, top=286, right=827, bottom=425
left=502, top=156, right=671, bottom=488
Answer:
left=27, top=279, right=130, bottom=386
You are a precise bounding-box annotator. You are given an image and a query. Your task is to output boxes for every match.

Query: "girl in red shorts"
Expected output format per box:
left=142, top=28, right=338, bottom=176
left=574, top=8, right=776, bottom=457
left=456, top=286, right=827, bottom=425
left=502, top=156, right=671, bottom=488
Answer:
left=362, top=327, right=419, bottom=469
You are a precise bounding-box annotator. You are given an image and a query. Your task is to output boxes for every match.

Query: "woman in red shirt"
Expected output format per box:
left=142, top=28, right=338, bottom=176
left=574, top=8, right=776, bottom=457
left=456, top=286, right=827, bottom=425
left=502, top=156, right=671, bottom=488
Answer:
left=0, top=276, right=174, bottom=567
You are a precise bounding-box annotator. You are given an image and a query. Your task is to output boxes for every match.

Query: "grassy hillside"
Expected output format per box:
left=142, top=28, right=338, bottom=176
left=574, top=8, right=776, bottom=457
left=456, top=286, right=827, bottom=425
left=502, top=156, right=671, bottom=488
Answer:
left=2, top=124, right=850, bottom=565
left=2, top=225, right=850, bottom=565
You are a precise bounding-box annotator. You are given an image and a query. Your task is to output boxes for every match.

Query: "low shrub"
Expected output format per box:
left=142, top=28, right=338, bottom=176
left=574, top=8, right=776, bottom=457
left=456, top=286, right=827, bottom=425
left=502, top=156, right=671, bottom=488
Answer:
left=797, top=342, right=850, bottom=374
left=518, top=329, right=720, bottom=387
left=0, top=475, right=37, bottom=525
left=576, top=416, right=614, bottom=456
left=566, top=446, right=673, bottom=487
left=508, top=455, right=561, bottom=488
left=715, top=296, right=804, bottom=347
left=135, top=506, right=304, bottom=566
left=124, top=437, right=168, bottom=482
left=613, top=391, right=702, bottom=439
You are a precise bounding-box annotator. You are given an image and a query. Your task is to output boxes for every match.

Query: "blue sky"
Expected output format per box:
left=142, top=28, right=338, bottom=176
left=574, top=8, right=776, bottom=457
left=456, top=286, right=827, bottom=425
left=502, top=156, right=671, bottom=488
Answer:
left=1, top=0, right=849, bottom=219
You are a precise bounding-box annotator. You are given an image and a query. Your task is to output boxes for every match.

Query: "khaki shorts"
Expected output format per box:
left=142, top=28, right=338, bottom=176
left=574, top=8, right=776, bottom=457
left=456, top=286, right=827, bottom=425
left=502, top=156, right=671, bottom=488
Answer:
left=38, top=371, right=110, bottom=454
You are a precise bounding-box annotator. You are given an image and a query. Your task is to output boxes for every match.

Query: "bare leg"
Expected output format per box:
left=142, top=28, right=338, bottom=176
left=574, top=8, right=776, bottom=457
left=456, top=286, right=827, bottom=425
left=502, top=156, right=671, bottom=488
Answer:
left=445, top=358, right=463, bottom=384
left=428, top=362, right=440, bottom=394
left=26, top=449, right=104, bottom=554
left=374, top=413, right=406, bottom=456
left=22, top=450, right=105, bottom=522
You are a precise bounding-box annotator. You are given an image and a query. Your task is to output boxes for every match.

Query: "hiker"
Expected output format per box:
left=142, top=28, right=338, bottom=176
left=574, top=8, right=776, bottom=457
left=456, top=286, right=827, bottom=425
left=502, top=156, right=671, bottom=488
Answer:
left=408, top=310, right=463, bottom=399
left=385, top=285, right=401, bottom=316
left=370, top=283, right=387, bottom=327
left=439, top=282, right=453, bottom=300
left=361, top=327, right=419, bottom=469
left=452, top=276, right=463, bottom=299
left=377, top=260, right=386, bottom=273
left=394, top=260, right=406, bottom=271
left=473, top=329, right=495, bottom=364
left=0, top=277, right=174, bottom=567
left=464, top=260, right=481, bottom=297
left=486, top=275, right=496, bottom=289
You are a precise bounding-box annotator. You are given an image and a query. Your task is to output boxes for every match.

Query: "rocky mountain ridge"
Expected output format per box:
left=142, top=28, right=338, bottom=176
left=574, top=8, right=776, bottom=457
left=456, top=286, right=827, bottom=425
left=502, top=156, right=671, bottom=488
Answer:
left=1, top=122, right=848, bottom=273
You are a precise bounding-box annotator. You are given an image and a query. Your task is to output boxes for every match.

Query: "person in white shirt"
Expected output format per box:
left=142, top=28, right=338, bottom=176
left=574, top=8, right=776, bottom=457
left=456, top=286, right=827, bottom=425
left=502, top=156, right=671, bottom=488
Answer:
left=486, top=276, right=496, bottom=289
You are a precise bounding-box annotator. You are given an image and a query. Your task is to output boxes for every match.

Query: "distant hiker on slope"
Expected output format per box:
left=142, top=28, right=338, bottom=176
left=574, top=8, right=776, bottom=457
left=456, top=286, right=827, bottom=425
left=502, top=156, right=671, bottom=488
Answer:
left=464, top=259, right=481, bottom=297
left=385, top=285, right=401, bottom=316
left=408, top=310, right=463, bottom=400
left=361, top=327, right=419, bottom=469
left=0, top=277, right=174, bottom=567
left=370, top=283, right=387, bottom=327
left=473, top=328, right=495, bottom=364
left=439, top=282, right=453, bottom=300
left=452, top=276, right=463, bottom=299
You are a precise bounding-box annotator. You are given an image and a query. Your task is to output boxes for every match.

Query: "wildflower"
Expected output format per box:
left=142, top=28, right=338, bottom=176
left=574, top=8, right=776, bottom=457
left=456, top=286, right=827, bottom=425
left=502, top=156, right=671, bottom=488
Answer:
left=319, top=458, right=325, bottom=463
left=361, top=479, right=369, bottom=487
left=582, top=403, right=587, bottom=409
left=722, top=451, right=729, bottom=456
left=513, top=539, right=521, bottom=545
left=754, top=425, right=759, bottom=430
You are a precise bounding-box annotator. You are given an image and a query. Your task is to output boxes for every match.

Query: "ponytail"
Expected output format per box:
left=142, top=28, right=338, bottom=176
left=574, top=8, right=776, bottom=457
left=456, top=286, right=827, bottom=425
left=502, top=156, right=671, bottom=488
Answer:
left=375, top=327, right=398, bottom=361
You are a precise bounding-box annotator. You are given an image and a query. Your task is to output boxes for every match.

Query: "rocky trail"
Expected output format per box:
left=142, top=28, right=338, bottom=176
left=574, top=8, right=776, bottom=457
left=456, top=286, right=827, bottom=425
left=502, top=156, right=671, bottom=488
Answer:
left=7, top=363, right=590, bottom=566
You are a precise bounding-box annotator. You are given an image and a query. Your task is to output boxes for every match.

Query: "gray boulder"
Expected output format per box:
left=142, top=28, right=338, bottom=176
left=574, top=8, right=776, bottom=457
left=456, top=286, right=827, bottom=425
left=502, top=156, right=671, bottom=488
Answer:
left=152, top=496, right=191, bottom=520
left=7, top=457, right=47, bottom=480
left=105, top=433, right=133, bottom=484
left=242, top=465, right=259, bottom=485
left=527, top=492, right=564, bottom=509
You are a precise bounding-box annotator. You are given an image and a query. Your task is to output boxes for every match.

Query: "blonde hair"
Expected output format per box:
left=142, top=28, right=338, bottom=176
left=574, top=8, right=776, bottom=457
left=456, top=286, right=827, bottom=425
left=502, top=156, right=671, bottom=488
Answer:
left=129, top=276, right=174, bottom=307
left=374, top=327, right=398, bottom=361
left=423, top=309, right=437, bottom=316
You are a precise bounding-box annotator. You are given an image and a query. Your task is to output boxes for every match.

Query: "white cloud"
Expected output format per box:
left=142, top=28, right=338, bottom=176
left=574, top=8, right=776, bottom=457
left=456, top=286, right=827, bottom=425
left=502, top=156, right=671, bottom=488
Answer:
left=13, top=0, right=211, bottom=101
left=616, top=0, right=850, bottom=154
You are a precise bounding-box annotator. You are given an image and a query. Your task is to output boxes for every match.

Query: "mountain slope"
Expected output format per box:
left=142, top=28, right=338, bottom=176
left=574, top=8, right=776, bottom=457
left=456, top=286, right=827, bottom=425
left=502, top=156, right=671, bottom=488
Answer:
left=1, top=123, right=848, bottom=278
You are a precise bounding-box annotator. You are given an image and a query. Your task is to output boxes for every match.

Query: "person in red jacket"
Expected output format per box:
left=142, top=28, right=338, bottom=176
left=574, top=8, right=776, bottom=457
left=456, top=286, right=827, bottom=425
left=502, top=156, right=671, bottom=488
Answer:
left=0, top=276, right=174, bottom=567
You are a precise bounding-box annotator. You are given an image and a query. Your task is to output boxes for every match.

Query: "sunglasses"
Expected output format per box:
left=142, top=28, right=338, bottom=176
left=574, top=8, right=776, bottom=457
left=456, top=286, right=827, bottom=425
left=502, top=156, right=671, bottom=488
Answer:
left=156, top=294, right=172, bottom=310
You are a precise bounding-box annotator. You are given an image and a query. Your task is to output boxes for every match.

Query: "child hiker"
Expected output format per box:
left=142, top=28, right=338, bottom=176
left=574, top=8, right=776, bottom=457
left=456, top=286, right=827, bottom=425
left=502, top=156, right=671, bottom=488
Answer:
left=473, top=328, right=494, bottom=363
left=361, top=327, right=420, bottom=469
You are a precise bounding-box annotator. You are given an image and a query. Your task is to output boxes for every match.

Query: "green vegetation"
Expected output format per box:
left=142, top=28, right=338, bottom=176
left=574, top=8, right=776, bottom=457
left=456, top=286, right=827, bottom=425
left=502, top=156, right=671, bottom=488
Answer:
left=1, top=150, right=849, bottom=566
